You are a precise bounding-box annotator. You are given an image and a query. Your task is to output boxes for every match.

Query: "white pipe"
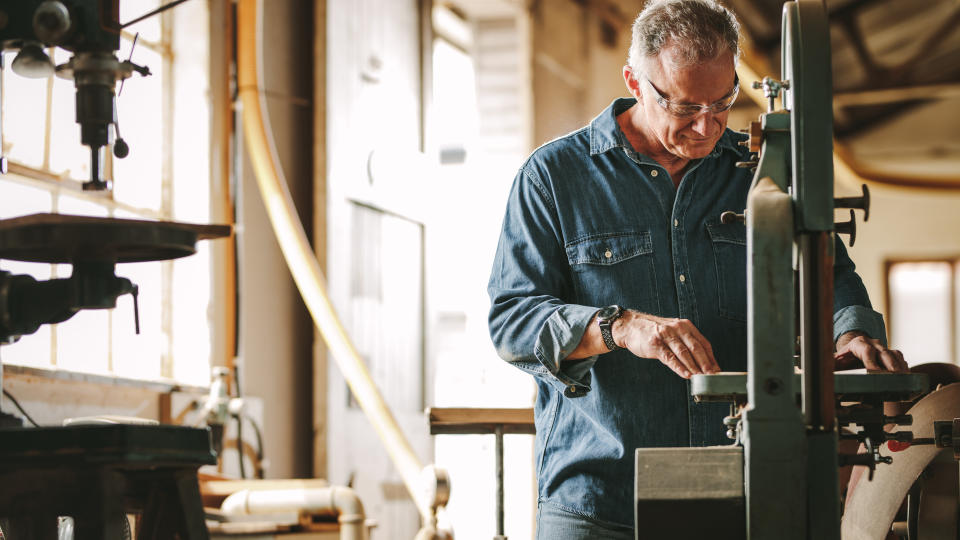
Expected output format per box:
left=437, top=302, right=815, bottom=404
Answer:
left=221, top=486, right=367, bottom=540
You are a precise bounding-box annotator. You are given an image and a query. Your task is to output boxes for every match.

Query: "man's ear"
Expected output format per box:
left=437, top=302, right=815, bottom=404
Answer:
left=623, top=65, right=642, bottom=99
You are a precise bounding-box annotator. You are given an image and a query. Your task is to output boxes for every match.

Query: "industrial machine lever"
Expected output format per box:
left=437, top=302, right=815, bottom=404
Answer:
left=834, top=209, right=857, bottom=246
left=834, top=184, right=870, bottom=222
left=0, top=262, right=139, bottom=343
left=735, top=159, right=758, bottom=171
left=720, top=211, right=745, bottom=225
left=839, top=436, right=892, bottom=481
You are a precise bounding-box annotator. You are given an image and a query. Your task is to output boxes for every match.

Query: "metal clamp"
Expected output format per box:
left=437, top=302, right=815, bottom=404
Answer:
left=751, top=77, right=791, bottom=112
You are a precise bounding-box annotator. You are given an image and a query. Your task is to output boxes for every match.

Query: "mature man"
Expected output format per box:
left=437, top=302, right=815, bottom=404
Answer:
left=487, top=0, right=905, bottom=537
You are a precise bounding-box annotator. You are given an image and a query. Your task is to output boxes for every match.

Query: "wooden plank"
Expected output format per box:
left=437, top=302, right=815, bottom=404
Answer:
left=158, top=392, right=172, bottom=425
left=208, top=0, right=239, bottom=387
left=426, top=407, right=535, bottom=435
left=4, top=363, right=207, bottom=394
left=312, top=0, right=328, bottom=483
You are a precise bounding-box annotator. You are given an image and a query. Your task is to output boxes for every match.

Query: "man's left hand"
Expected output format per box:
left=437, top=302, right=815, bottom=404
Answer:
left=835, top=332, right=908, bottom=373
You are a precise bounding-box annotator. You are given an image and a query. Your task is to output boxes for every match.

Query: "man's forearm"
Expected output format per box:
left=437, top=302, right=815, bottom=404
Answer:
left=566, top=312, right=607, bottom=360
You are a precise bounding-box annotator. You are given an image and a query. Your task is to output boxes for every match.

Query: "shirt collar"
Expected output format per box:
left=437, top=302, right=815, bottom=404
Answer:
left=589, top=97, right=743, bottom=158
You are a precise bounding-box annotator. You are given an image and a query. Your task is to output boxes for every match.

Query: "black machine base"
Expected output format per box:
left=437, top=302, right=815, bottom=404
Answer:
left=0, top=423, right=217, bottom=540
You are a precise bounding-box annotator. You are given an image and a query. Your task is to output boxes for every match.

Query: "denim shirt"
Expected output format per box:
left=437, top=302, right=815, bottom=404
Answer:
left=487, top=98, right=886, bottom=528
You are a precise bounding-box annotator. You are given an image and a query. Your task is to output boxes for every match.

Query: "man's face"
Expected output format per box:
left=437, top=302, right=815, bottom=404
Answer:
left=629, top=47, right=737, bottom=161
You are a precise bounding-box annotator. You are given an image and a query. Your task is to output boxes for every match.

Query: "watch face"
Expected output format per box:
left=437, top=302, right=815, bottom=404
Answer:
left=598, top=305, right=620, bottom=321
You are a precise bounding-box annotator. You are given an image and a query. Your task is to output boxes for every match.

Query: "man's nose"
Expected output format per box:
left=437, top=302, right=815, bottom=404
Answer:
left=690, top=109, right=715, bottom=135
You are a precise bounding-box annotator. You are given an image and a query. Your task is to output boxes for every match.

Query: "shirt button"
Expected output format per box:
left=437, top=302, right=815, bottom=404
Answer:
left=673, top=219, right=679, bottom=227
left=604, top=250, right=612, bottom=259
left=651, top=169, right=659, bottom=177
left=679, top=274, right=686, bottom=283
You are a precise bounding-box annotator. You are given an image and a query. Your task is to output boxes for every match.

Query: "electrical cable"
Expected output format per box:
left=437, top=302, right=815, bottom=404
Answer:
left=2, top=389, right=39, bottom=427
left=121, top=0, right=194, bottom=28
left=230, top=363, right=249, bottom=478
left=234, top=412, right=265, bottom=478
left=244, top=413, right=265, bottom=463
left=235, top=412, right=246, bottom=478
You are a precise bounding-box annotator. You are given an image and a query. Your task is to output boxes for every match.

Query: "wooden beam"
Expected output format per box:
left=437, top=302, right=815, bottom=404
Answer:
left=427, top=407, right=535, bottom=435
left=312, top=0, right=328, bottom=482
left=737, top=33, right=960, bottom=190
left=833, top=83, right=960, bottom=108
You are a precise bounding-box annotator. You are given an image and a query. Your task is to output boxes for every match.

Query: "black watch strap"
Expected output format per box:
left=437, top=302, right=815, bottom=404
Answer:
left=597, top=305, right=623, bottom=352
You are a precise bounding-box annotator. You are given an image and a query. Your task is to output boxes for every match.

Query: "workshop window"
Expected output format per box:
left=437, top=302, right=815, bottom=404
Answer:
left=427, top=4, right=537, bottom=540
left=886, top=259, right=959, bottom=366
left=0, top=1, right=214, bottom=387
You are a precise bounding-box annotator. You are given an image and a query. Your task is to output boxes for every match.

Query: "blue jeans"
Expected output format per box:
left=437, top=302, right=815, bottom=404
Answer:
left=536, top=501, right=633, bottom=540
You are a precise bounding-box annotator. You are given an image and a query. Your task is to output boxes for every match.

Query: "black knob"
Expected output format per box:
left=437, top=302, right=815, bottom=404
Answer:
left=113, top=138, right=129, bottom=158
left=835, top=209, right=857, bottom=247
left=884, top=431, right=913, bottom=443
left=835, top=184, right=870, bottom=222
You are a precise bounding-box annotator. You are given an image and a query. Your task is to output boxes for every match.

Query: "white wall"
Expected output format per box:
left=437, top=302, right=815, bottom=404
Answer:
left=837, top=171, right=960, bottom=347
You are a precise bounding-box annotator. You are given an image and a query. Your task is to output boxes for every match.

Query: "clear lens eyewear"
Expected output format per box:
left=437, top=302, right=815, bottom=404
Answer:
left=643, top=74, right=740, bottom=118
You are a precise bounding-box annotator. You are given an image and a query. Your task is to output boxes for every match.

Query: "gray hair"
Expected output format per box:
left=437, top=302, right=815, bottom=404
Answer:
left=627, top=0, right=741, bottom=71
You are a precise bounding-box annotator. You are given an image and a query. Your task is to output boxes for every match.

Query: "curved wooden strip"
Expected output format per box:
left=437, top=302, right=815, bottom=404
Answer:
left=841, top=382, right=960, bottom=539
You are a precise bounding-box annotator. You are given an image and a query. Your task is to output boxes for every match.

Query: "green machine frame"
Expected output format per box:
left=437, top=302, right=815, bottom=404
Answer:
left=634, top=2, right=930, bottom=538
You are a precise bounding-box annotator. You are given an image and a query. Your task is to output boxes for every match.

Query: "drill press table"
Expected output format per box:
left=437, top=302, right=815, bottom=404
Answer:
left=0, top=423, right=216, bottom=540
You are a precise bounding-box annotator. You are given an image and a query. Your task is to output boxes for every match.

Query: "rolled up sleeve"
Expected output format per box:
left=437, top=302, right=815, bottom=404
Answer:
left=833, top=237, right=888, bottom=346
left=488, top=166, right=598, bottom=397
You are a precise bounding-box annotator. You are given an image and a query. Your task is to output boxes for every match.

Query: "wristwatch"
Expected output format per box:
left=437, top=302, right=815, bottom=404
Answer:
left=597, top=305, right=623, bottom=351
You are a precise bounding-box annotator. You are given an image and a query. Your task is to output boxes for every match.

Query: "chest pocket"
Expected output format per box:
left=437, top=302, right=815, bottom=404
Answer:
left=706, top=221, right=747, bottom=322
left=565, top=231, right=660, bottom=313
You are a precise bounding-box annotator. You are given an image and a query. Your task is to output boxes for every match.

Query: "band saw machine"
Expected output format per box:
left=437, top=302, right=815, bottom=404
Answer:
left=634, top=1, right=960, bottom=538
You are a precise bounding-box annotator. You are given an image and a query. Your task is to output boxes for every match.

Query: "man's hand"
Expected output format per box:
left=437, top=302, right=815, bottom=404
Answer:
left=835, top=331, right=908, bottom=373
left=613, top=310, right=719, bottom=379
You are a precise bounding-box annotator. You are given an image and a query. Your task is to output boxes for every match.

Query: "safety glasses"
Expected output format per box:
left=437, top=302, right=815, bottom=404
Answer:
left=643, top=73, right=740, bottom=118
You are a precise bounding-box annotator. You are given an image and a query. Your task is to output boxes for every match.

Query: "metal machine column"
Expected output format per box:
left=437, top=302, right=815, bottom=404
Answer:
left=741, top=148, right=806, bottom=539
left=783, top=2, right=843, bottom=536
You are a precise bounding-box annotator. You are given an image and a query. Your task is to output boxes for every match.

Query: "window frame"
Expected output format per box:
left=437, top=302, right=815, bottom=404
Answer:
left=884, top=256, right=959, bottom=364
left=0, top=0, right=230, bottom=390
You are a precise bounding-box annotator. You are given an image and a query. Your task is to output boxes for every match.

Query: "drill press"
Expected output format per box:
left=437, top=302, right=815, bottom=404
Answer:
left=0, top=3, right=228, bottom=537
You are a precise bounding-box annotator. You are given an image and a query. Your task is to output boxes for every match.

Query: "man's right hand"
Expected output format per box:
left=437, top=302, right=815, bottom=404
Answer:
left=613, top=310, right=720, bottom=379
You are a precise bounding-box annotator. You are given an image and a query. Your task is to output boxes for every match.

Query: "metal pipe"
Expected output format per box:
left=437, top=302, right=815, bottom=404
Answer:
left=235, top=0, right=437, bottom=527
left=799, top=232, right=835, bottom=430
left=495, top=425, right=505, bottom=539
left=221, top=486, right=367, bottom=540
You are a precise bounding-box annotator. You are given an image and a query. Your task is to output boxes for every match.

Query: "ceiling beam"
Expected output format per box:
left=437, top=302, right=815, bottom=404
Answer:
left=833, top=83, right=960, bottom=108
left=735, top=35, right=959, bottom=191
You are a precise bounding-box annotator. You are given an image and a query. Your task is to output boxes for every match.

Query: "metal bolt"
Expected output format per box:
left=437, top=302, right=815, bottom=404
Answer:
left=764, top=377, right=783, bottom=395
